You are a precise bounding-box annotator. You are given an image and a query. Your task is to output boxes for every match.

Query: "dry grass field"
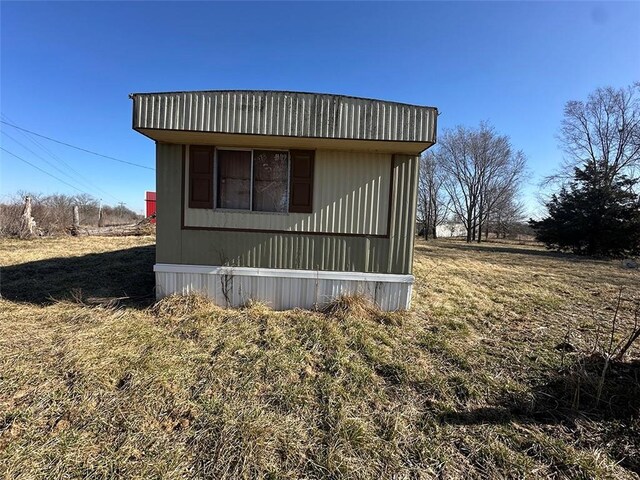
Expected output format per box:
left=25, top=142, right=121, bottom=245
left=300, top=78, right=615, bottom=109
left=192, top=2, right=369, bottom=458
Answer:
left=1, top=236, right=639, bottom=479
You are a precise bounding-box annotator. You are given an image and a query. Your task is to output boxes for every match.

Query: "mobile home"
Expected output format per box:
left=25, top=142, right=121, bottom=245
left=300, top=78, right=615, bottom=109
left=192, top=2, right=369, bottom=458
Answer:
left=130, top=90, right=437, bottom=310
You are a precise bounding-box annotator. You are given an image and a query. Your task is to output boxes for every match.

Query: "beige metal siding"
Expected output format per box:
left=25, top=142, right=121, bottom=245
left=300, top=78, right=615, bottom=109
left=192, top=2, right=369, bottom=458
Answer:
left=133, top=91, right=437, bottom=144
left=185, top=149, right=390, bottom=235
left=179, top=229, right=389, bottom=272
left=388, top=155, right=420, bottom=274
left=156, top=143, right=418, bottom=274
left=156, top=144, right=183, bottom=264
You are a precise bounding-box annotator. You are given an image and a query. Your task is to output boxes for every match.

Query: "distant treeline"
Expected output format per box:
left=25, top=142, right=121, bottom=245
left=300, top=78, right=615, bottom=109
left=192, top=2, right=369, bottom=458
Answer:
left=0, top=192, right=143, bottom=237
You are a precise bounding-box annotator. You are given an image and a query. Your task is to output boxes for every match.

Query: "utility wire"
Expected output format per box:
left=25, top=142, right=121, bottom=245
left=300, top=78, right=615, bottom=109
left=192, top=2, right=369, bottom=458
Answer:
left=2, top=130, right=104, bottom=197
left=0, top=116, right=123, bottom=203
left=1, top=147, right=91, bottom=195
left=1, top=116, right=131, bottom=207
left=0, top=119, right=154, bottom=171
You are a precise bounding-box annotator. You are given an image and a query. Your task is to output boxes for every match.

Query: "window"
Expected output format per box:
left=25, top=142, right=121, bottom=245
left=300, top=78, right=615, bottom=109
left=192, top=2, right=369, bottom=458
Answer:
left=253, top=150, right=289, bottom=212
left=217, top=149, right=289, bottom=212
left=217, top=150, right=251, bottom=209
left=188, top=146, right=314, bottom=213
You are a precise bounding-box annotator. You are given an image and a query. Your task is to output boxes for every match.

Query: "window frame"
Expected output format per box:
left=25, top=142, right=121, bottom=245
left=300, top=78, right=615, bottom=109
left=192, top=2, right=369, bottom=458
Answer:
left=213, top=147, right=291, bottom=214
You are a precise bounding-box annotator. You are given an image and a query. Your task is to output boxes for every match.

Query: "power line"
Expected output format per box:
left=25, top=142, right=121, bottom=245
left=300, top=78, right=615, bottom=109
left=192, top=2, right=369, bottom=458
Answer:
left=2, top=130, right=101, bottom=196
left=1, top=147, right=91, bottom=195
left=0, top=119, right=154, bottom=171
left=1, top=113, right=75, bottom=168
left=1, top=117, right=123, bottom=203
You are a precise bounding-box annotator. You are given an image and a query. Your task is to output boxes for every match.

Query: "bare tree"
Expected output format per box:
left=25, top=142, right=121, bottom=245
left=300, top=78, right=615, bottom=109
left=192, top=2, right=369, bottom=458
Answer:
left=478, top=151, right=527, bottom=241
left=43, top=194, right=75, bottom=231
left=555, top=82, right=640, bottom=188
left=440, top=123, right=527, bottom=243
left=417, top=150, right=449, bottom=239
left=73, top=193, right=100, bottom=225
left=489, top=197, right=526, bottom=239
left=439, top=125, right=476, bottom=242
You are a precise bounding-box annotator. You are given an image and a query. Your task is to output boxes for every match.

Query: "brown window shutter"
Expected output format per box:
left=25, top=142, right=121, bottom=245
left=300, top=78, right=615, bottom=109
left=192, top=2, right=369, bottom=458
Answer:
left=189, top=145, right=214, bottom=209
left=288, top=150, right=314, bottom=213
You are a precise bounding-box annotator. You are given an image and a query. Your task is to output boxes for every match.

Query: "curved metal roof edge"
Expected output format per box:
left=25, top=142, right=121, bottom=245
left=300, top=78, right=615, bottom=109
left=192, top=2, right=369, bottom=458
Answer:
left=128, top=89, right=438, bottom=112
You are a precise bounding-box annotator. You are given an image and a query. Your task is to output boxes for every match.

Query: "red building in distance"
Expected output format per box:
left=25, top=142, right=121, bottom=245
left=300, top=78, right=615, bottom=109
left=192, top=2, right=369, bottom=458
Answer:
left=145, top=191, right=156, bottom=223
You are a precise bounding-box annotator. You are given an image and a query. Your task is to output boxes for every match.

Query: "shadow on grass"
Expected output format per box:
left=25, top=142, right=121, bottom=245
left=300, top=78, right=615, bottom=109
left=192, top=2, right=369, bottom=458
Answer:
left=0, top=245, right=156, bottom=308
left=438, top=356, right=640, bottom=472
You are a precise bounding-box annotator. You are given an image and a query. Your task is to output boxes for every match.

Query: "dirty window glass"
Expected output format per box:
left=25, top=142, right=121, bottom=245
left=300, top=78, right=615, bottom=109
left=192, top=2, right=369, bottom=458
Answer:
left=217, top=150, right=251, bottom=210
left=253, top=150, right=289, bottom=212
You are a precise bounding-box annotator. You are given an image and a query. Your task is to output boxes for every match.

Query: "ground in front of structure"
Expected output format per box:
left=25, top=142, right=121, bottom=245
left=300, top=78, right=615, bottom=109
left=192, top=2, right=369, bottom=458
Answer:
left=1, top=236, right=638, bottom=478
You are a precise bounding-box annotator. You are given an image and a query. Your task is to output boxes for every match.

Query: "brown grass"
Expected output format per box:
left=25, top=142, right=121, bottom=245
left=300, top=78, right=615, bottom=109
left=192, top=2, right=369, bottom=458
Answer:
left=1, top=236, right=638, bottom=479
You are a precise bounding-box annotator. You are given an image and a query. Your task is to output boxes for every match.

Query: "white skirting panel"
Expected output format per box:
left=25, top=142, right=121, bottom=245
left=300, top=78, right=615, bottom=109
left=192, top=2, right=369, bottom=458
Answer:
left=154, top=264, right=414, bottom=311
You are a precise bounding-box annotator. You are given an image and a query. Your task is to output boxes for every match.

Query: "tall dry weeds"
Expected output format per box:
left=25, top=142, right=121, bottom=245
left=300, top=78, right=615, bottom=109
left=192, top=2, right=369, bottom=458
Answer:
left=1, top=236, right=639, bottom=478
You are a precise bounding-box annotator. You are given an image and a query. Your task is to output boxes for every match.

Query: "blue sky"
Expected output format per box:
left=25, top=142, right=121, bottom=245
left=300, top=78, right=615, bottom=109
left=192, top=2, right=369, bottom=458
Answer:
left=1, top=1, right=639, bottom=215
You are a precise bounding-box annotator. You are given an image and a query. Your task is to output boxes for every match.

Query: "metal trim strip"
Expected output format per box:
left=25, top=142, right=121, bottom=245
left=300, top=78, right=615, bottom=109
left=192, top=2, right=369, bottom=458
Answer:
left=154, top=263, right=415, bottom=284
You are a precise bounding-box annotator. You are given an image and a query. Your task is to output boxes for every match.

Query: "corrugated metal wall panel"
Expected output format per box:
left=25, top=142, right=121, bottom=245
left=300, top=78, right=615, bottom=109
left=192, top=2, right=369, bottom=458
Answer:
left=184, top=149, right=390, bottom=235
left=176, top=229, right=390, bottom=273
left=156, top=144, right=182, bottom=264
left=133, top=91, right=436, bottom=144
left=388, top=154, right=419, bottom=274
left=155, top=269, right=413, bottom=311
left=156, top=143, right=417, bottom=275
